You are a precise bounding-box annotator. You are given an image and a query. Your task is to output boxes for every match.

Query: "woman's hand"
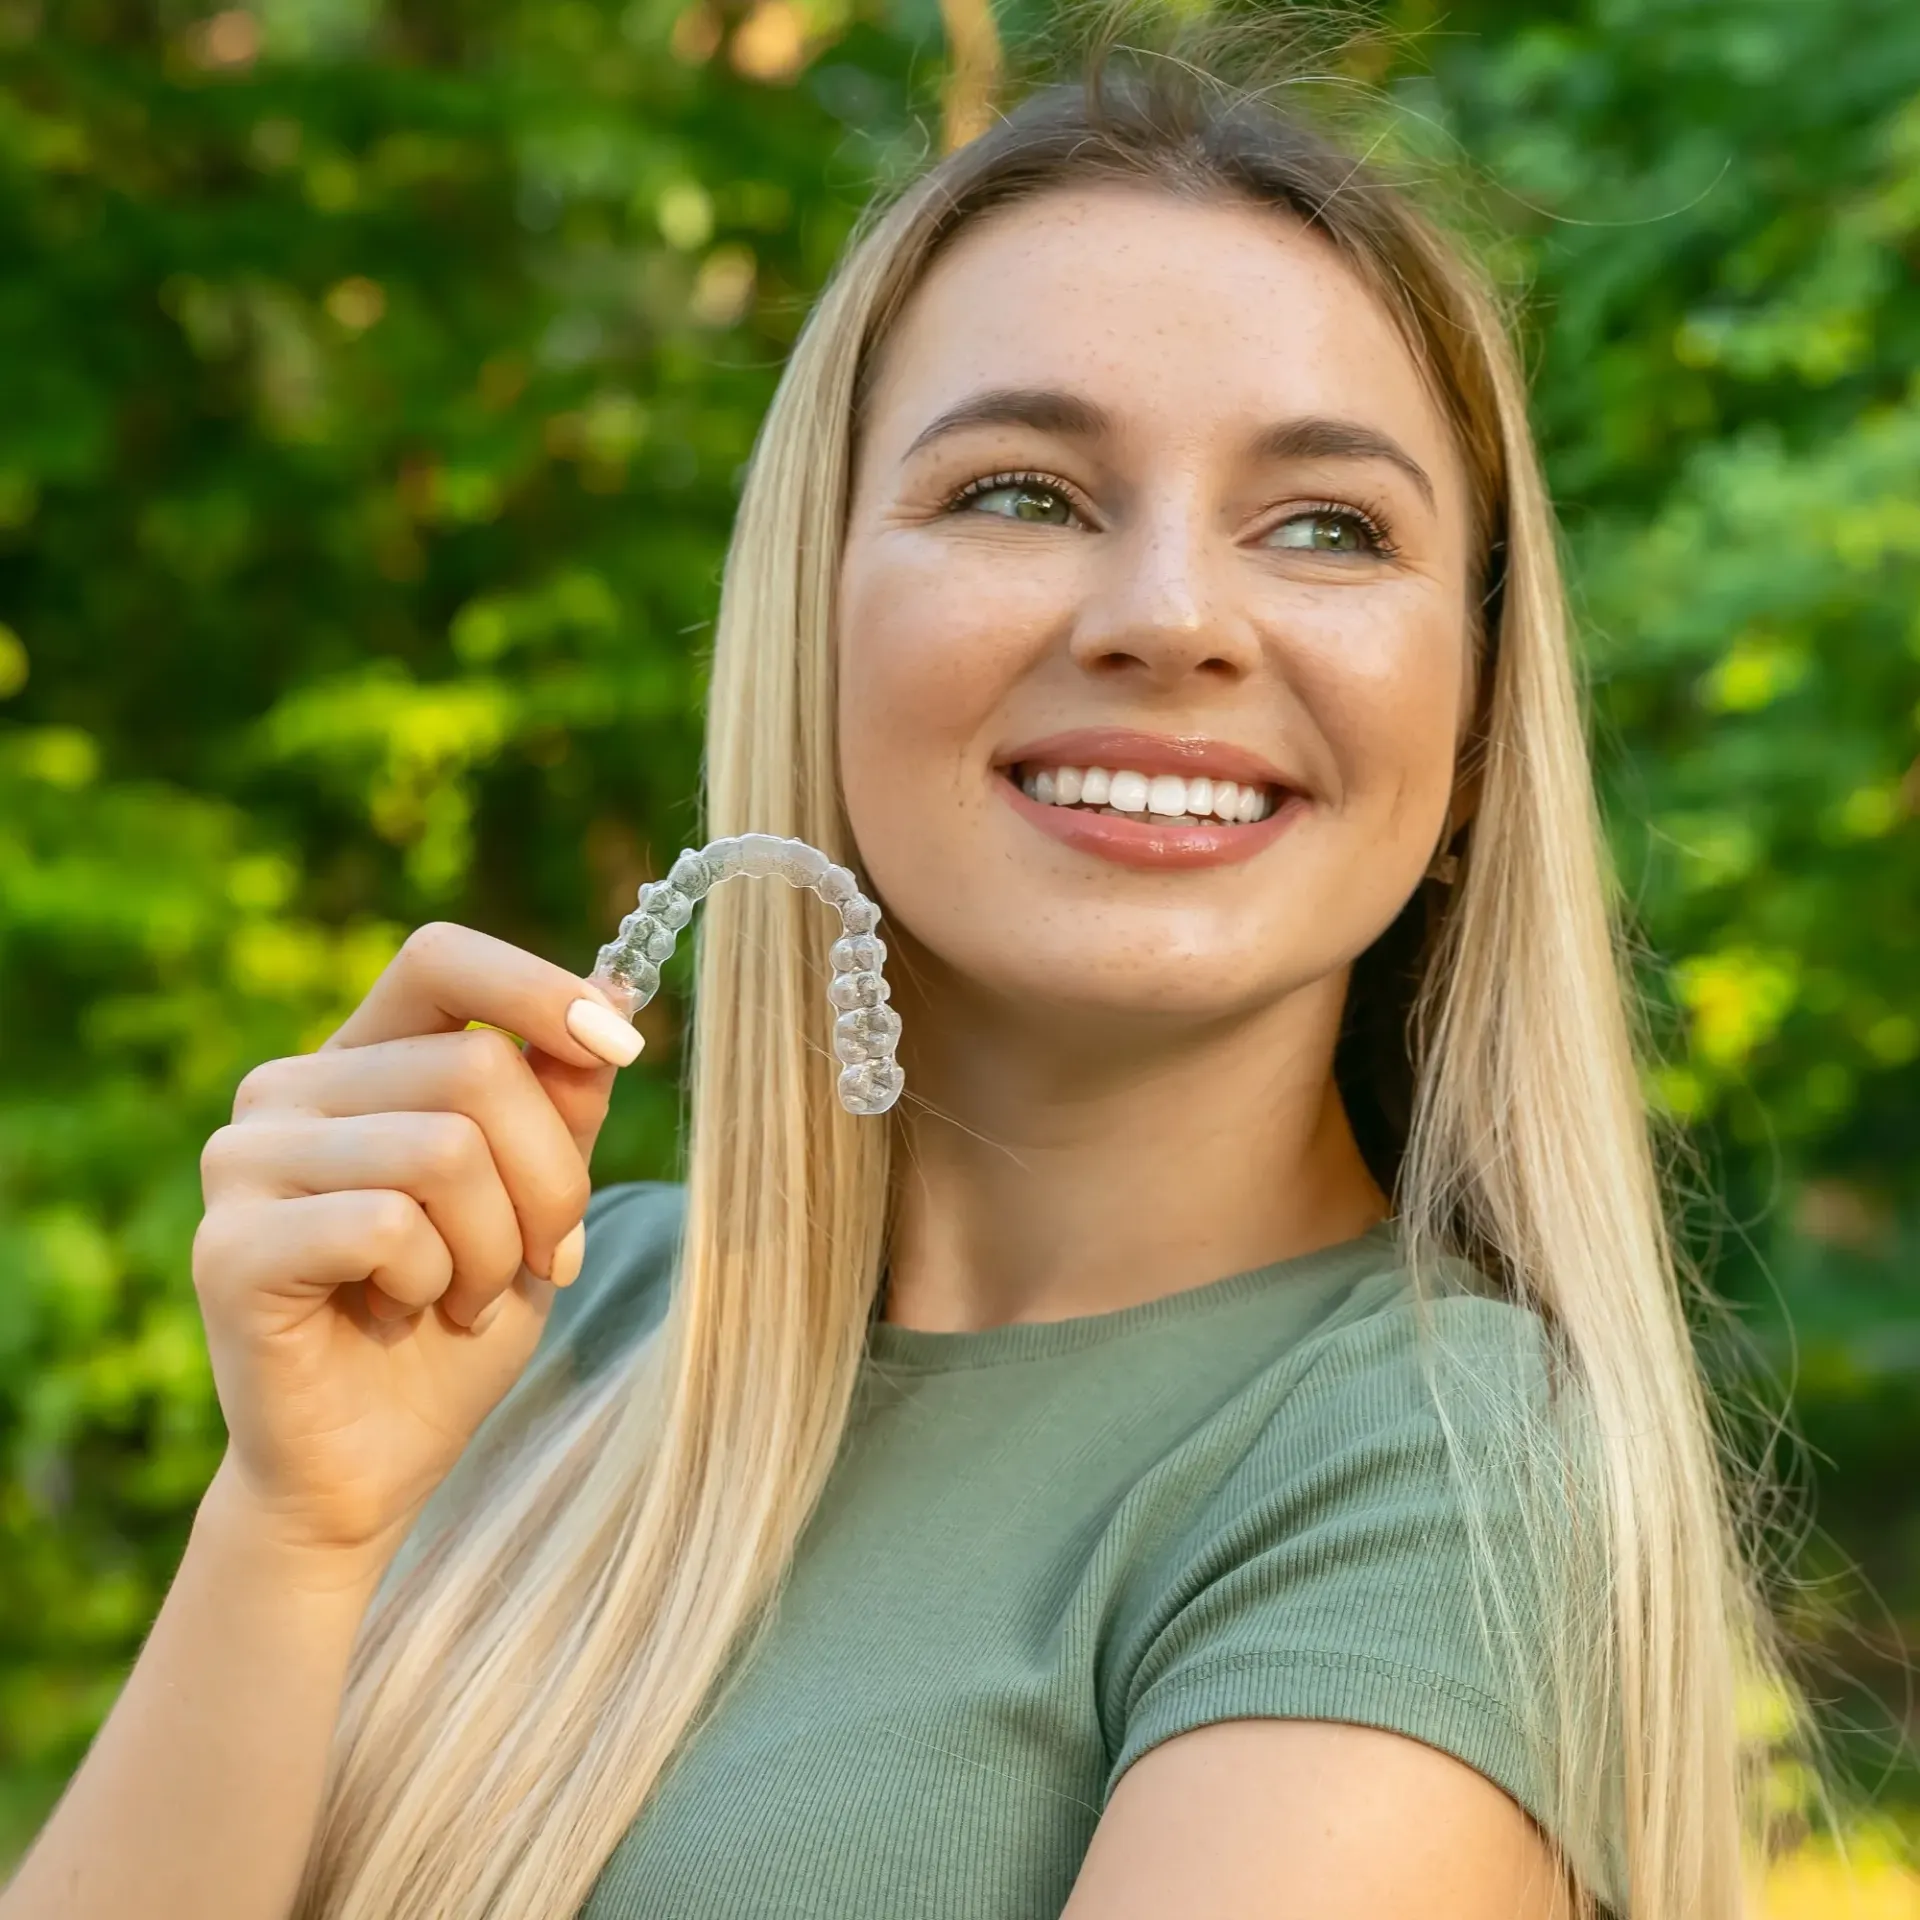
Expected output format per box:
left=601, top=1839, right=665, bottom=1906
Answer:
left=190, top=921, right=644, bottom=1576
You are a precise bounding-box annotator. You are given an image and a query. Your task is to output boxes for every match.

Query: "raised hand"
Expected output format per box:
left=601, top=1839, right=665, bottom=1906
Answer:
left=190, top=921, right=643, bottom=1570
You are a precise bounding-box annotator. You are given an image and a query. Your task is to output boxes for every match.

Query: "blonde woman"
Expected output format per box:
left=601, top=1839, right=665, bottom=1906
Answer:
left=6, top=47, right=1791, bottom=1920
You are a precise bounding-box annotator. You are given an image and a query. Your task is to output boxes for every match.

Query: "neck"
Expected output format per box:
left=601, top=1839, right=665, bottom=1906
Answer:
left=881, top=968, right=1391, bottom=1334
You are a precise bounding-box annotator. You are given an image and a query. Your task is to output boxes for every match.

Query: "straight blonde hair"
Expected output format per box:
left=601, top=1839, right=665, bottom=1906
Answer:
left=297, top=45, right=1794, bottom=1920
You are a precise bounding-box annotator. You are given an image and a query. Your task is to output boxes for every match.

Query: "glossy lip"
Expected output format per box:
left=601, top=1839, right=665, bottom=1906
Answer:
left=995, top=770, right=1307, bottom=871
left=992, top=726, right=1307, bottom=872
left=998, top=727, right=1297, bottom=792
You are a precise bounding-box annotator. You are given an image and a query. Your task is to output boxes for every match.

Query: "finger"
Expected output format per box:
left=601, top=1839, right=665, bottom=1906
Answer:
left=193, top=1190, right=452, bottom=1316
left=523, top=1045, right=617, bottom=1165
left=201, top=1112, right=521, bottom=1328
left=232, top=1027, right=595, bottom=1280
left=325, top=922, right=644, bottom=1073
left=466, top=1262, right=561, bottom=1338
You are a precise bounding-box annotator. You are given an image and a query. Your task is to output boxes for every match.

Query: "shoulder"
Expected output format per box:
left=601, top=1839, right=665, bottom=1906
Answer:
left=1133, top=1265, right=1590, bottom=1625
left=1339, top=1276, right=1564, bottom=1402
left=1107, top=1257, right=1619, bottom=1907
left=1275, top=1243, right=1581, bottom=1473
left=1213, top=1260, right=1605, bottom=1653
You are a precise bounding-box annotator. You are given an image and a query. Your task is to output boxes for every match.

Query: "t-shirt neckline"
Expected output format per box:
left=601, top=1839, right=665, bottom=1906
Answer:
left=863, top=1217, right=1400, bottom=1372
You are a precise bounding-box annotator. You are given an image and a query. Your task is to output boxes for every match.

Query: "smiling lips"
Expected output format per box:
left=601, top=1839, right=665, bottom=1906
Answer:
left=997, top=728, right=1305, bottom=871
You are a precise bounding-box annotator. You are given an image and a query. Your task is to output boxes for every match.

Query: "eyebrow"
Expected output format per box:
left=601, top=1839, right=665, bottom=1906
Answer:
left=901, top=387, right=1111, bottom=460
left=900, top=385, right=1436, bottom=509
left=1250, top=416, right=1435, bottom=510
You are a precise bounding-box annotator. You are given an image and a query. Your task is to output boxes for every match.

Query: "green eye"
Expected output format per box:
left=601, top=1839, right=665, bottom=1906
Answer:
left=1268, top=510, right=1377, bottom=553
left=967, top=482, right=1075, bottom=525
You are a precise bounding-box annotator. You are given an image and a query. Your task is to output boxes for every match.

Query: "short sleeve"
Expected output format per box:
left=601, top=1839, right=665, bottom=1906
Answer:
left=1104, top=1295, right=1624, bottom=1914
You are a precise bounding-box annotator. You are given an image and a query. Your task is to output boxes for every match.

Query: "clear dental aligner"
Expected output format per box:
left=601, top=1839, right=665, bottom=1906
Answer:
left=588, top=834, right=905, bottom=1117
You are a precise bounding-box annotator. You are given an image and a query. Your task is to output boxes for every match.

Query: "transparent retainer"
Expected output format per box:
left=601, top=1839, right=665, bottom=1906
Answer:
left=587, top=834, right=904, bottom=1117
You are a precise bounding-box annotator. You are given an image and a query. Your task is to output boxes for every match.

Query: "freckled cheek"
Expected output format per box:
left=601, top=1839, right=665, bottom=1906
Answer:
left=1283, top=596, right=1468, bottom=823
left=837, top=535, right=1069, bottom=801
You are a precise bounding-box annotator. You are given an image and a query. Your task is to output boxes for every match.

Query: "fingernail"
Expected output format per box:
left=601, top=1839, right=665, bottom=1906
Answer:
left=566, top=996, right=644, bottom=1067
left=468, top=1294, right=507, bottom=1334
left=548, top=1221, right=586, bottom=1289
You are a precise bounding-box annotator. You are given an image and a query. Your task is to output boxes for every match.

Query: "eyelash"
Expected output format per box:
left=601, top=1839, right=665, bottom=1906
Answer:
left=1285, top=496, right=1401, bottom=560
left=944, top=469, right=1086, bottom=516
left=942, top=471, right=1400, bottom=557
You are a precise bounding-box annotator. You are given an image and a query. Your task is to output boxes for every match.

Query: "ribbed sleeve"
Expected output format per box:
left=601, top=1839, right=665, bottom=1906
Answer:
left=1103, top=1296, right=1624, bottom=1914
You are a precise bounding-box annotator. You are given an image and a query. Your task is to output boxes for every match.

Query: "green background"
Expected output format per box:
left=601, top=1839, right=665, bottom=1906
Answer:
left=2, top=0, right=1916, bottom=1878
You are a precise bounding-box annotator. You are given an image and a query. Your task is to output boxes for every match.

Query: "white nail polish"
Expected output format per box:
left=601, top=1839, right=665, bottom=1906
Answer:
left=548, top=1221, right=586, bottom=1288
left=566, top=996, right=644, bottom=1066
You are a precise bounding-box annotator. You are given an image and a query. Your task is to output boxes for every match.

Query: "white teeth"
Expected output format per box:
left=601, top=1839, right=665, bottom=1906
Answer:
left=1146, top=773, right=1187, bottom=817
left=1018, top=762, right=1278, bottom=824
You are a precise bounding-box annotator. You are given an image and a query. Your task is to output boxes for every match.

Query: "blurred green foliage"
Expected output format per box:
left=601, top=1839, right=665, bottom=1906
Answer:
left=0, top=0, right=1915, bottom=1868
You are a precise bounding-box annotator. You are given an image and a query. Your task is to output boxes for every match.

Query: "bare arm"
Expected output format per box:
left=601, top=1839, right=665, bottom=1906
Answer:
left=1, top=1463, right=386, bottom=1919
left=1061, top=1719, right=1576, bottom=1920
left=1, top=925, right=633, bottom=1920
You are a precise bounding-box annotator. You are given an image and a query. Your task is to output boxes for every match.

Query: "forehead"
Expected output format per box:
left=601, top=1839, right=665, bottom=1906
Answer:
left=865, top=183, right=1458, bottom=485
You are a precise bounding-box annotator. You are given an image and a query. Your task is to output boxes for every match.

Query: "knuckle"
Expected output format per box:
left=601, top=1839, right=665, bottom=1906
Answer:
left=415, top=1110, right=488, bottom=1186
left=364, top=1188, right=424, bottom=1256
left=398, top=920, right=466, bottom=975
left=199, top=1124, right=248, bottom=1192
left=232, top=1056, right=295, bottom=1118
left=189, top=1208, right=233, bottom=1296
left=455, top=1023, right=524, bottom=1097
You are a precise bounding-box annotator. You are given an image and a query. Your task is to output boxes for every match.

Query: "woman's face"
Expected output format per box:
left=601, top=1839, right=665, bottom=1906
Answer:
left=837, top=185, right=1476, bottom=1037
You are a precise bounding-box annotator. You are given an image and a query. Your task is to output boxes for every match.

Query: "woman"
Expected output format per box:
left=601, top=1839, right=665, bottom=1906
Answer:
left=3, top=45, right=1790, bottom=1920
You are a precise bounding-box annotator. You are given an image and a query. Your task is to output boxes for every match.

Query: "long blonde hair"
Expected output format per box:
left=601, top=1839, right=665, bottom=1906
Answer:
left=298, top=45, right=1792, bottom=1920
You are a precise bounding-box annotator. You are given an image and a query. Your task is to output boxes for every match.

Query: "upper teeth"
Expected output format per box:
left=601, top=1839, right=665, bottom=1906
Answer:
left=1018, top=765, right=1275, bottom=823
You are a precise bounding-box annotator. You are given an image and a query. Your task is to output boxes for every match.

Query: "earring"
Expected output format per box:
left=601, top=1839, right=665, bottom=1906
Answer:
left=1426, top=808, right=1462, bottom=886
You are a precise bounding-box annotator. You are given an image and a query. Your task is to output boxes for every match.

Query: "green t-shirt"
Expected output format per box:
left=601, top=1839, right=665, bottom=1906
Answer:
left=495, top=1181, right=1623, bottom=1917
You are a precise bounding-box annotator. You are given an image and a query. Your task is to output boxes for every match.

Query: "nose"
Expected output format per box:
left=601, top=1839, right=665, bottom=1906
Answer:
left=1067, top=499, right=1261, bottom=688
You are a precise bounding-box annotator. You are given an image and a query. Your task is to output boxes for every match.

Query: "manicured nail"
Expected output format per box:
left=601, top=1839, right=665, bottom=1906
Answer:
left=468, top=1294, right=507, bottom=1334
left=548, top=1221, right=585, bottom=1289
left=566, top=996, right=644, bottom=1067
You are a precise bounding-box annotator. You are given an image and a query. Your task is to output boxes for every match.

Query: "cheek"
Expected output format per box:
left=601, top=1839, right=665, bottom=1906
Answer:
left=836, top=528, right=1070, bottom=813
left=1287, top=586, right=1471, bottom=832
